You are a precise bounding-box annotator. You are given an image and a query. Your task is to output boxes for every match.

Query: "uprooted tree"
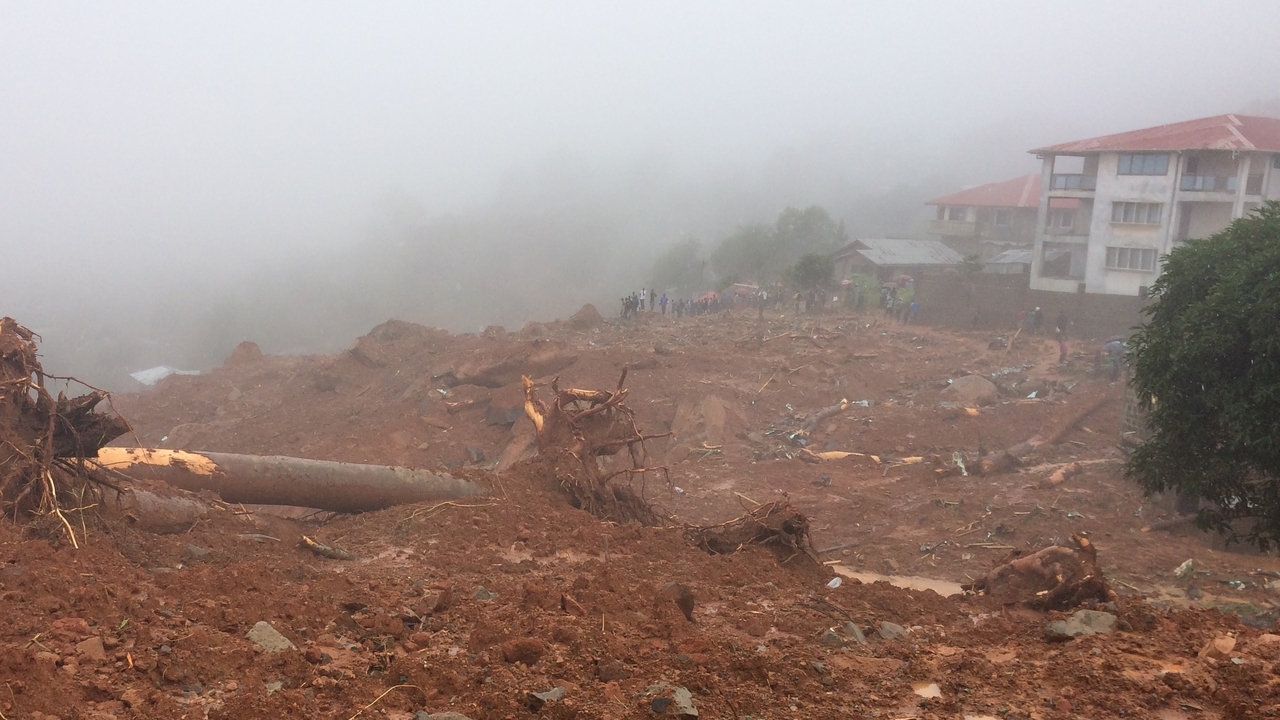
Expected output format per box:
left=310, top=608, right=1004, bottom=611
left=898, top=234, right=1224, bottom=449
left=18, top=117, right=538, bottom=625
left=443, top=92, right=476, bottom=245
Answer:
left=522, top=369, right=820, bottom=564
left=1126, top=201, right=1280, bottom=549
left=0, top=318, right=129, bottom=544
left=521, top=369, right=668, bottom=525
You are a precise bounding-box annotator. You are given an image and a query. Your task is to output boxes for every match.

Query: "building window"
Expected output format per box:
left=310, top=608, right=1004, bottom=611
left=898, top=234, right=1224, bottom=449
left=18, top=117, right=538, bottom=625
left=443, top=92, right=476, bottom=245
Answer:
left=995, top=210, right=1012, bottom=226
left=1118, top=154, right=1170, bottom=176
left=935, top=206, right=946, bottom=220
left=1045, top=209, right=1074, bottom=229
left=1246, top=174, right=1263, bottom=195
left=947, top=207, right=968, bottom=221
left=1111, top=201, right=1162, bottom=225
left=1106, top=247, right=1157, bottom=271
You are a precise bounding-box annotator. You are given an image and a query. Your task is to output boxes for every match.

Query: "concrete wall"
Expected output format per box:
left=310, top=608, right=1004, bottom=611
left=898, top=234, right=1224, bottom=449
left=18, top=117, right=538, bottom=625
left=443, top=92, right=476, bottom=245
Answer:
left=914, top=274, right=1147, bottom=339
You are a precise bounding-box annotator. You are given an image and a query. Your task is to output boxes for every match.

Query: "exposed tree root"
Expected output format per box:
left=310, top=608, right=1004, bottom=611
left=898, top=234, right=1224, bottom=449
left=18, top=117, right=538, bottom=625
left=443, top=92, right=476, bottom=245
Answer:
left=0, top=318, right=130, bottom=544
left=521, top=368, right=668, bottom=525
left=684, top=500, right=820, bottom=565
left=964, top=534, right=1117, bottom=610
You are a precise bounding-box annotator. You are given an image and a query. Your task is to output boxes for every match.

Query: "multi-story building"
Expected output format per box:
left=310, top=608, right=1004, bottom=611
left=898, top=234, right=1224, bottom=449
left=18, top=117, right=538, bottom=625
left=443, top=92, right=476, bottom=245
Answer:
left=925, top=174, right=1040, bottom=260
left=1029, top=114, right=1280, bottom=296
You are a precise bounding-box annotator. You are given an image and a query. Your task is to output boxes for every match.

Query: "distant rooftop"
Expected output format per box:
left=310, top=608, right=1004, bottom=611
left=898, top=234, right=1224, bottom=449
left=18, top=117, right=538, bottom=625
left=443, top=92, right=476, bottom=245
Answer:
left=1033, top=114, right=1280, bottom=154
left=927, top=175, right=1039, bottom=209
left=833, top=238, right=963, bottom=267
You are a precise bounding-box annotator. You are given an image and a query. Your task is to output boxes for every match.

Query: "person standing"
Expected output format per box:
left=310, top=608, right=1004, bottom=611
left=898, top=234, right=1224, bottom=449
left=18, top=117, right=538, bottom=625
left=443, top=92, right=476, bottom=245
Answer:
left=1058, top=333, right=1069, bottom=364
left=908, top=300, right=919, bottom=324
left=659, top=293, right=669, bottom=315
left=639, top=288, right=647, bottom=312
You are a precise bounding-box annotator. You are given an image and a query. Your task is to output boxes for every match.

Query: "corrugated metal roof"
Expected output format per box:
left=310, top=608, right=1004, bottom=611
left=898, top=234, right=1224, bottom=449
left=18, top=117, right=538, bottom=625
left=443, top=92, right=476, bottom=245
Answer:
left=985, top=249, right=1033, bottom=265
left=833, top=239, right=963, bottom=267
left=1033, top=114, right=1280, bottom=154
left=926, top=175, right=1040, bottom=208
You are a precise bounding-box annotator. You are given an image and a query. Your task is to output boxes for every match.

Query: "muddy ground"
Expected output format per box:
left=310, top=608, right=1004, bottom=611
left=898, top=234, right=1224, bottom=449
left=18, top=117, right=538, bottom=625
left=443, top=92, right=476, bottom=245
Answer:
left=3, top=307, right=1278, bottom=719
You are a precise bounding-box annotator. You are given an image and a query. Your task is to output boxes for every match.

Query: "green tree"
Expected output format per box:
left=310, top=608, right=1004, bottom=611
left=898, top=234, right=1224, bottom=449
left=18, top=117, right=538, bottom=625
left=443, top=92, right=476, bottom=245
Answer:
left=710, top=224, right=775, bottom=285
left=790, top=252, right=835, bottom=290
left=1127, top=202, right=1280, bottom=548
left=649, top=236, right=707, bottom=298
left=774, top=206, right=847, bottom=266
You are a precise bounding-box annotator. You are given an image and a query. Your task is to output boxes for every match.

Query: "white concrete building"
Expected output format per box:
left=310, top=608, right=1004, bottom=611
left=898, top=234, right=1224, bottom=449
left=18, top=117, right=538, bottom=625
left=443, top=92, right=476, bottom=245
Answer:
left=1028, top=114, right=1280, bottom=296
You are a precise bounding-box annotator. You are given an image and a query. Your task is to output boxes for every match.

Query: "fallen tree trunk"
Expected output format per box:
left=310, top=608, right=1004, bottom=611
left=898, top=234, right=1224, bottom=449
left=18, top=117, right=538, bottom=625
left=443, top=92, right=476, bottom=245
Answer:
left=979, top=388, right=1114, bottom=475
left=802, top=399, right=850, bottom=433
left=96, top=448, right=485, bottom=513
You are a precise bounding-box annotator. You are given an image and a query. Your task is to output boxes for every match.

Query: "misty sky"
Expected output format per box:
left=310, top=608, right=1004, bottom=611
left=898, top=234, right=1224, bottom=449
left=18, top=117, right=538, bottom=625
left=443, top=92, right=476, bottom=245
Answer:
left=3, top=1, right=1280, bottom=384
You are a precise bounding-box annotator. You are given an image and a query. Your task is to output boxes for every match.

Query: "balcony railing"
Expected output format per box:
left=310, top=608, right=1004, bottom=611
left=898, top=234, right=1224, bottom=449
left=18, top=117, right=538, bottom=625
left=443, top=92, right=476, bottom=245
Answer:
left=929, top=219, right=977, bottom=237
left=1051, top=174, right=1097, bottom=191
left=1180, top=175, right=1237, bottom=192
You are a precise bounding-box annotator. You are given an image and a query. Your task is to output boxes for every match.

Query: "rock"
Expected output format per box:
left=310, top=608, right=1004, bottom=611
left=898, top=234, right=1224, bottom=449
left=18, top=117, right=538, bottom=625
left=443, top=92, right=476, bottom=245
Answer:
left=75, top=636, right=107, bottom=662
left=882, top=558, right=900, bottom=573
left=245, top=621, right=297, bottom=653
left=501, top=638, right=547, bottom=665
left=119, top=688, right=146, bottom=708
left=1257, top=633, right=1280, bottom=644
left=303, top=647, right=331, bottom=665
left=420, top=713, right=475, bottom=720
left=473, top=586, right=496, bottom=601
left=1047, top=609, right=1117, bottom=639
left=645, top=683, right=698, bottom=717
left=180, top=545, right=211, bottom=564
left=878, top=621, right=908, bottom=640
left=843, top=621, right=867, bottom=645
left=1198, top=635, right=1236, bottom=660
left=820, top=628, right=845, bottom=646
left=942, top=375, right=999, bottom=406
left=34, top=651, right=60, bottom=668
left=50, top=617, right=91, bottom=640
left=465, top=446, right=486, bottom=464
left=265, top=680, right=283, bottom=696
left=485, top=405, right=524, bottom=427
left=526, top=686, right=565, bottom=710
left=663, top=582, right=695, bottom=621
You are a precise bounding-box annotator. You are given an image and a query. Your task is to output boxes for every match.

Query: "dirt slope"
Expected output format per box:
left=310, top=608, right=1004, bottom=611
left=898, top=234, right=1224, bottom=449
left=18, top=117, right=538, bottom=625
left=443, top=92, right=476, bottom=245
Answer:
left=1, top=308, right=1277, bottom=719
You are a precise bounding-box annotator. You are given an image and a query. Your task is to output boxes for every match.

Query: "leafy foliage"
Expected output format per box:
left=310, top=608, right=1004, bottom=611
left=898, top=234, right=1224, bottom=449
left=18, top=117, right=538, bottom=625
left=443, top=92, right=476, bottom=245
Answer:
left=648, top=236, right=708, bottom=298
left=790, top=253, right=835, bottom=290
left=1127, top=202, right=1280, bottom=548
left=960, top=253, right=983, bottom=275
left=709, top=206, right=847, bottom=286
left=710, top=224, right=775, bottom=287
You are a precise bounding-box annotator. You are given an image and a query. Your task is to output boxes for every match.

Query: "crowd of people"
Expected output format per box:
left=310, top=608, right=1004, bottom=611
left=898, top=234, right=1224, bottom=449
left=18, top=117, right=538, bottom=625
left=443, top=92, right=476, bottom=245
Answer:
left=619, top=288, right=728, bottom=319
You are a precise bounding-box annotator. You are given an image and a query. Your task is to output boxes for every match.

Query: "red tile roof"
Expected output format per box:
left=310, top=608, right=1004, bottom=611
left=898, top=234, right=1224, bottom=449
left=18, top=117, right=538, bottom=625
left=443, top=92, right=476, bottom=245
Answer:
left=1033, top=114, right=1280, bottom=154
left=926, top=174, right=1040, bottom=208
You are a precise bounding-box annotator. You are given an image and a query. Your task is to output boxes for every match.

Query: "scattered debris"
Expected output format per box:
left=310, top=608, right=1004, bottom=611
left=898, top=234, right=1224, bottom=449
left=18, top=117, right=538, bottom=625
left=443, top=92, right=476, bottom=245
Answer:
left=685, top=500, right=819, bottom=564
left=300, top=535, right=358, bottom=561
left=1047, top=609, right=1116, bottom=639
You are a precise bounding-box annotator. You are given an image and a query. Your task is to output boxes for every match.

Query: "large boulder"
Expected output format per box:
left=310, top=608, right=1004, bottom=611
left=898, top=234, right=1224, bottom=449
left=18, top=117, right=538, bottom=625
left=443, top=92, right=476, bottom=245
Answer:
left=942, top=375, right=999, bottom=406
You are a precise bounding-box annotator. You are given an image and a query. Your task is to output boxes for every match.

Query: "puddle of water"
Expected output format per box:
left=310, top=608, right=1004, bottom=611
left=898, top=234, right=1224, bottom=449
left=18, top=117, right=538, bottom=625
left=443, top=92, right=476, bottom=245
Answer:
left=831, top=566, right=964, bottom=597
left=912, top=681, right=942, bottom=699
